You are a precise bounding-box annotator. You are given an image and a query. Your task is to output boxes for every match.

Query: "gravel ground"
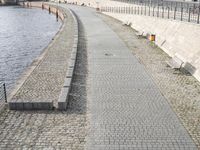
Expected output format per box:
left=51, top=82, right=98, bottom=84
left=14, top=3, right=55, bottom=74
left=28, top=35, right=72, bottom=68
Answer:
left=0, top=6, right=88, bottom=150
left=98, top=12, right=200, bottom=149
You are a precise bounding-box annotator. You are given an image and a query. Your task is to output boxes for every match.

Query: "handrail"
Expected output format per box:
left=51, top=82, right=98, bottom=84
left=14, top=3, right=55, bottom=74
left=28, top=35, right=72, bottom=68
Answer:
left=102, top=0, right=200, bottom=24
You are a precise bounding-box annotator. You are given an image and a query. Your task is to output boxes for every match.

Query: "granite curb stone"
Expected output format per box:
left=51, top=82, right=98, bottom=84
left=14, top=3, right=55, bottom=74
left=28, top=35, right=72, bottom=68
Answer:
left=57, top=8, right=79, bottom=110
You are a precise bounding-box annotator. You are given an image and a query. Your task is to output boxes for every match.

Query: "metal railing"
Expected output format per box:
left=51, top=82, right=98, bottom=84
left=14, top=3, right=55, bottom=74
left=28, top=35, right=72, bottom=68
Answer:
left=101, top=0, right=200, bottom=24
left=0, top=83, right=7, bottom=103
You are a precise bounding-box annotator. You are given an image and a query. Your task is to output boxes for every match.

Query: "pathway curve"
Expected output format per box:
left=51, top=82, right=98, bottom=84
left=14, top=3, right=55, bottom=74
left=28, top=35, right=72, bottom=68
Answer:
left=63, top=4, right=197, bottom=150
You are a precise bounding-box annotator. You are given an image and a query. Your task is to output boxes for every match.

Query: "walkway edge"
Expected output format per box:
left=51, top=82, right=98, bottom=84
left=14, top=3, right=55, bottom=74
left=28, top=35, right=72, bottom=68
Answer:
left=58, top=7, right=79, bottom=110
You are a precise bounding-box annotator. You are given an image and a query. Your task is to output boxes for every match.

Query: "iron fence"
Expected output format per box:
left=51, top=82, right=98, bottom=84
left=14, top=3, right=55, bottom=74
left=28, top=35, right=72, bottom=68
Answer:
left=0, top=83, right=7, bottom=103
left=101, top=0, right=200, bottom=24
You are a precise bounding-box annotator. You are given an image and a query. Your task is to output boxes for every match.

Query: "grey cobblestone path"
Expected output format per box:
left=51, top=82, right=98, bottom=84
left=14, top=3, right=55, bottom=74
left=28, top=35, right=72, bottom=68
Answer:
left=66, top=5, right=197, bottom=150
left=0, top=5, right=87, bottom=149
left=98, top=13, right=200, bottom=149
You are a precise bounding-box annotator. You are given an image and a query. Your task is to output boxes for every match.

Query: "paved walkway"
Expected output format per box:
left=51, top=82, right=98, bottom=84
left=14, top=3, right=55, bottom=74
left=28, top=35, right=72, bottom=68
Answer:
left=64, top=5, right=197, bottom=150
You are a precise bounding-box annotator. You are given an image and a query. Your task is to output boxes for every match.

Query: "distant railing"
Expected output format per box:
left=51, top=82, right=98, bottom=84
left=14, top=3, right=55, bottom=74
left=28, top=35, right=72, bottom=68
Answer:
left=0, top=83, right=7, bottom=103
left=101, top=0, right=200, bottom=24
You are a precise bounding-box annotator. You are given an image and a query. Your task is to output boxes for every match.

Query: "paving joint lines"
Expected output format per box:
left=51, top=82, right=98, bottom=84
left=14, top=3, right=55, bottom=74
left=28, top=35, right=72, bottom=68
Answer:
left=66, top=5, right=197, bottom=149
left=8, top=3, right=77, bottom=110
left=98, top=12, right=200, bottom=149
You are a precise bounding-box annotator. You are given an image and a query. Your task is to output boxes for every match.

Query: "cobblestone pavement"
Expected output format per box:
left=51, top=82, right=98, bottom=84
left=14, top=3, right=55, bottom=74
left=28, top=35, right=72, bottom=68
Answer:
left=9, top=6, right=74, bottom=105
left=0, top=5, right=87, bottom=149
left=98, top=13, right=200, bottom=149
left=66, top=5, right=197, bottom=150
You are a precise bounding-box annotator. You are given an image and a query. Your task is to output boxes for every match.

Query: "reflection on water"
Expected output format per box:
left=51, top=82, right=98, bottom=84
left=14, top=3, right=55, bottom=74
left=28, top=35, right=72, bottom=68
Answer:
left=0, top=6, right=61, bottom=92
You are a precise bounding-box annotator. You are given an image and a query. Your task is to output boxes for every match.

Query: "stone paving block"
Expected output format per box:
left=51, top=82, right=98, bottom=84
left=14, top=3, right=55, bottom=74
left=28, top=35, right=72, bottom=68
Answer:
left=58, top=101, right=67, bottom=110
left=66, top=68, right=74, bottom=78
left=68, top=59, right=76, bottom=68
left=70, top=52, right=77, bottom=60
left=8, top=102, right=16, bottom=110
left=15, top=102, right=24, bottom=110
left=63, top=77, right=72, bottom=88
left=23, top=102, right=33, bottom=110
left=58, top=87, right=70, bottom=110
left=32, top=102, right=53, bottom=110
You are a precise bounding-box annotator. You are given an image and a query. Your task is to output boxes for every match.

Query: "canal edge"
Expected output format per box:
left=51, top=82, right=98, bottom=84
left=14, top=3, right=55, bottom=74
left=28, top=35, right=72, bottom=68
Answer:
left=4, top=3, right=70, bottom=110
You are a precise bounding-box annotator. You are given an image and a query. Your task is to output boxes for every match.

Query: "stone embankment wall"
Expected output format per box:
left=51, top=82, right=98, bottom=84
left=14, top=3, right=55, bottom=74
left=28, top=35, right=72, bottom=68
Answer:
left=65, top=0, right=200, bottom=82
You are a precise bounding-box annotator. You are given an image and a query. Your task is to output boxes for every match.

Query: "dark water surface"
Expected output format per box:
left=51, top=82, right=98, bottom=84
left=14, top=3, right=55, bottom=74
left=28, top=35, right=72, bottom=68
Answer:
left=0, top=6, right=62, bottom=92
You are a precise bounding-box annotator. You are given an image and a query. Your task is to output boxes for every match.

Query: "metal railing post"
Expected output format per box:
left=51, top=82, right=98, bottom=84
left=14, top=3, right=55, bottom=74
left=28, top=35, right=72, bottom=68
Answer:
left=131, top=6, right=132, bottom=14
left=181, top=7, right=183, bottom=21
left=188, top=8, right=191, bottom=22
left=197, top=6, right=200, bottom=24
left=3, top=83, right=7, bottom=103
left=168, top=7, right=170, bottom=19
left=149, top=6, right=150, bottom=16
left=174, top=7, right=176, bottom=20
left=153, top=7, right=155, bottom=16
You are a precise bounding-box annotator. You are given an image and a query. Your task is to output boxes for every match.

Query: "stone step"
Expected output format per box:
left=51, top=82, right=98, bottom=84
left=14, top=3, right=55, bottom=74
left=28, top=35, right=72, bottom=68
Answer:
left=8, top=101, right=53, bottom=110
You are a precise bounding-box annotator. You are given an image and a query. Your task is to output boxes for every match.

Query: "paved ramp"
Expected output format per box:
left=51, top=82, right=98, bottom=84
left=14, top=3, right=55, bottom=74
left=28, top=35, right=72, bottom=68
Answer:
left=63, top=4, right=197, bottom=150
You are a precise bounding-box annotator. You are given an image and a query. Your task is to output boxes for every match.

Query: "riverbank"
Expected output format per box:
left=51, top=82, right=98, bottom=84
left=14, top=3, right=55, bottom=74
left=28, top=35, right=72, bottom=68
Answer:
left=0, top=3, right=88, bottom=149
left=0, top=4, right=62, bottom=111
left=7, top=2, right=76, bottom=110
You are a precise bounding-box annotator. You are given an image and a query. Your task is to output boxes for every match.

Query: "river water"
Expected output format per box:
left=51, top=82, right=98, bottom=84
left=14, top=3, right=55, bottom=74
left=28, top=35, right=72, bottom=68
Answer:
left=0, top=6, right=62, bottom=92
